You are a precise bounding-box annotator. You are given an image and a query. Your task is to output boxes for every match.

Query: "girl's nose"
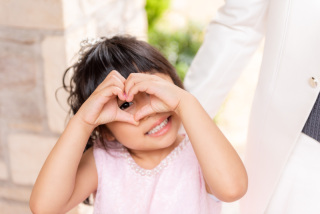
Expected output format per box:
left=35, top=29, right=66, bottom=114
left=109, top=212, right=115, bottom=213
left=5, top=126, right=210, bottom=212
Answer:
left=135, top=92, right=150, bottom=109
left=134, top=92, right=152, bottom=119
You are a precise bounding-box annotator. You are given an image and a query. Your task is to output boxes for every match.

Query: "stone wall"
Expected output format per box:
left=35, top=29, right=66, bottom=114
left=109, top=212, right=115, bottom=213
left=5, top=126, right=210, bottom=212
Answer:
left=0, top=0, right=147, bottom=212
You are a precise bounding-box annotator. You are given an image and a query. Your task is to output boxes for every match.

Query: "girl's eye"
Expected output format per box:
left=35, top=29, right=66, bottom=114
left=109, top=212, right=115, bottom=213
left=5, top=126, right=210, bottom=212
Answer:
left=119, top=102, right=133, bottom=110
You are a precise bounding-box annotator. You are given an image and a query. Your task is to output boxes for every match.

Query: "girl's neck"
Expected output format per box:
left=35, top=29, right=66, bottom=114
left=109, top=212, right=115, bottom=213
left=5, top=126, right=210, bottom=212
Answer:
left=128, top=134, right=184, bottom=170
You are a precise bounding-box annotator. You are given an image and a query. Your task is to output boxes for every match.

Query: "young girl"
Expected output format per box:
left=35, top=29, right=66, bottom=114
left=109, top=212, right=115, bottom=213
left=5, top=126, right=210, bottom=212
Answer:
left=29, top=35, right=247, bottom=213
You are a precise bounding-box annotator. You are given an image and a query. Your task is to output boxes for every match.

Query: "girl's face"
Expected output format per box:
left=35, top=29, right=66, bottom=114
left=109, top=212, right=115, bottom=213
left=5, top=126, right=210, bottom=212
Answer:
left=105, top=73, right=182, bottom=153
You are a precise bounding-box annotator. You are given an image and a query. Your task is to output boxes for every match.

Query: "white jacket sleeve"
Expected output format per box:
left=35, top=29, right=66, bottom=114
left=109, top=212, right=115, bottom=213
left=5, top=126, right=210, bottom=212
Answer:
left=184, top=0, right=269, bottom=118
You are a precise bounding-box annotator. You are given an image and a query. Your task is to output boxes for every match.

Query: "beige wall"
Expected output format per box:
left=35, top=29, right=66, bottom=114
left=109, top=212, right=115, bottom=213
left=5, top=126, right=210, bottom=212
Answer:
left=0, top=0, right=147, bottom=212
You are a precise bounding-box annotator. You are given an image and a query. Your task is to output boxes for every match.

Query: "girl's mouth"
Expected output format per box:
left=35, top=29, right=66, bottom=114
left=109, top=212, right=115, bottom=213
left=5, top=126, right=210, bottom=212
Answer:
left=146, top=116, right=171, bottom=136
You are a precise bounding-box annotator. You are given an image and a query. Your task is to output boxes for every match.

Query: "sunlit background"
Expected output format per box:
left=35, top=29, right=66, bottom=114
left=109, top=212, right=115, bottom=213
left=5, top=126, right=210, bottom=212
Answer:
left=0, top=0, right=263, bottom=213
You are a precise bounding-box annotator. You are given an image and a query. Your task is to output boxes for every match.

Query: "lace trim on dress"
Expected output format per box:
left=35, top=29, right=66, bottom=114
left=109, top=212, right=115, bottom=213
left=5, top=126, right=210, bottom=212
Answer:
left=122, top=135, right=188, bottom=176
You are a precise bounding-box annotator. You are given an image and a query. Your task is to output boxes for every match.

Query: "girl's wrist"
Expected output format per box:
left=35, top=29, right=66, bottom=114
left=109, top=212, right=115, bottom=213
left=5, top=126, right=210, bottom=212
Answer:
left=70, top=114, right=96, bottom=134
left=175, top=90, right=197, bottom=117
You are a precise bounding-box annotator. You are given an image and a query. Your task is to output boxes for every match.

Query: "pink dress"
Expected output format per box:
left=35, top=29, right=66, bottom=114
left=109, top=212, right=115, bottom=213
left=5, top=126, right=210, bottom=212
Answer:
left=93, top=134, right=221, bottom=214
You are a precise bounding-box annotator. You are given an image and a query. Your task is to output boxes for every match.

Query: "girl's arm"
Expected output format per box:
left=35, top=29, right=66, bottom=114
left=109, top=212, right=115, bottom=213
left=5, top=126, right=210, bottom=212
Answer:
left=30, top=71, right=137, bottom=213
left=176, top=92, right=248, bottom=202
left=30, top=117, right=97, bottom=213
left=125, top=73, right=248, bottom=202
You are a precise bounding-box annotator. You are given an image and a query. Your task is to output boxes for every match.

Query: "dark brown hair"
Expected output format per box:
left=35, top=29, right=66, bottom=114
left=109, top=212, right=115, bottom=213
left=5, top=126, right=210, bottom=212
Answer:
left=63, top=35, right=184, bottom=151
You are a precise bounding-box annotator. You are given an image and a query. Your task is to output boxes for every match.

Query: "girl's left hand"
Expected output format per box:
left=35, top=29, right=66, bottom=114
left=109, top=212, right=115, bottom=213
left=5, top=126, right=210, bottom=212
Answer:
left=124, top=73, right=187, bottom=120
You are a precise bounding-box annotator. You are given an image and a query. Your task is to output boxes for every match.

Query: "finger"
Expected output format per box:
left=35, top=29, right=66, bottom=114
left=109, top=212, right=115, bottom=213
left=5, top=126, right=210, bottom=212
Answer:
left=110, top=70, right=126, bottom=82
left=124, top=73, right=153, bottom=96
left=82, top=86, right=123, bottom=125
left=95, top=77, right=124, bottom=99
left=98, top=85, right=124, bottom=102
left=96, top=70, right=125, bottom=92
left=90, top=87, right=122, bottom=115
left=134, top=104, right=155, bottom=121
left=116, top=110, right=139, bottom=125
left=103, top=70, right=126, bottom=83
left=100, top=71, right=125, bottom=87
left=126, top=80, right=157, bottom=102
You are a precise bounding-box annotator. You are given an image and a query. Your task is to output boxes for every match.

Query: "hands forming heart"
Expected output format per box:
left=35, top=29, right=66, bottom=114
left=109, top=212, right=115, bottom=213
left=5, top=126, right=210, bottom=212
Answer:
left=76, top=70, right=185, bottom=128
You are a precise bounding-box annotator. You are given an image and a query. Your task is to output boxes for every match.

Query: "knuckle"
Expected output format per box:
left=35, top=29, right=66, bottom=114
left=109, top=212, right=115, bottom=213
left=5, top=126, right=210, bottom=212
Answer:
left=110, top=75, right=118, bottom=82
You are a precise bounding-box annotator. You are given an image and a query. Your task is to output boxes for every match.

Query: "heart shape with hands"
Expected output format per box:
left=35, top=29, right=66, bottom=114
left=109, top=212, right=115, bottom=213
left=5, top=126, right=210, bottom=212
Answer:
left=77, top=70, right=184, bottom=128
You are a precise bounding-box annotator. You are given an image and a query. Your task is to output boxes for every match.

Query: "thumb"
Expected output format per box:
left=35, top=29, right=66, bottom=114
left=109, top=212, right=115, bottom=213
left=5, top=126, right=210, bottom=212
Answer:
left=135, top=104, right=155, bottom=121
left=115, top=110, right=139, bottom=126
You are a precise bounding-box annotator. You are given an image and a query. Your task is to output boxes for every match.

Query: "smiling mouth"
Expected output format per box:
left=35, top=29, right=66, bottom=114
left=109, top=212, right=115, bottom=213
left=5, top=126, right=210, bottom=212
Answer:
left=146, top=117, right=170, bottom=135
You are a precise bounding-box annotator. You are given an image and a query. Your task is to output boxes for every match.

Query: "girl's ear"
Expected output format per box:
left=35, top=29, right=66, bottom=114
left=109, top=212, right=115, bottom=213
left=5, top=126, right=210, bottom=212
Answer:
left=105, top=132, right=116, bottom=141
left=104, top=127, right=116, bottom=141
left=99, top=125, right=116, bottom=141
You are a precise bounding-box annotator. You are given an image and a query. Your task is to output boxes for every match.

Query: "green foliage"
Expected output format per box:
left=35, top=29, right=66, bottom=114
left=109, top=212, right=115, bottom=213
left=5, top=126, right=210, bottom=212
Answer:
left=145, top=0, right=204, bottom=81
left=145, top=0, right=171, bottom=30
left=148, top=23, right=204, bottom=81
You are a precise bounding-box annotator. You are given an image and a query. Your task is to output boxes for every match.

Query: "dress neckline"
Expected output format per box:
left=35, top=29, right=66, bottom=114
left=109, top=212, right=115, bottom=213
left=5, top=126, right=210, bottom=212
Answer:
left=122, top=135, right=188, bottom=177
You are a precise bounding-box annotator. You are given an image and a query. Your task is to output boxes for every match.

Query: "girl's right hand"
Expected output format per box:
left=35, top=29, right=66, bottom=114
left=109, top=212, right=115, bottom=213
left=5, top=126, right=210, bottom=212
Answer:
left=75, top=70, right=138, bottom=128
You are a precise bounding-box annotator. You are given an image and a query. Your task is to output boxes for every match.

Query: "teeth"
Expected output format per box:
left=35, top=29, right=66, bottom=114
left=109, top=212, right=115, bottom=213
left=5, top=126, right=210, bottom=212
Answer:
left=147, top=118, right=168, bottom=135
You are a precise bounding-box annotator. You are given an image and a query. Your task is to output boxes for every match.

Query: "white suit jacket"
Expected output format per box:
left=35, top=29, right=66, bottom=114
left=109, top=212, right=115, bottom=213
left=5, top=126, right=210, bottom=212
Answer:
left=184, top=0, right=320, bottom=213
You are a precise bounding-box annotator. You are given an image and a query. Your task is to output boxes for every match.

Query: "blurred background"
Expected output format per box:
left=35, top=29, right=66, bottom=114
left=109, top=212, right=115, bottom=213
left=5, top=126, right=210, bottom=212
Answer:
left=0, top=0, right=263, bottom=213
